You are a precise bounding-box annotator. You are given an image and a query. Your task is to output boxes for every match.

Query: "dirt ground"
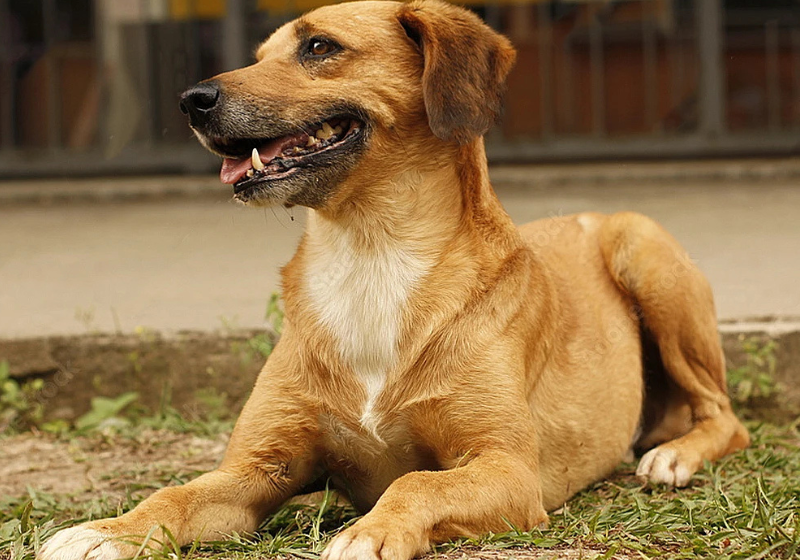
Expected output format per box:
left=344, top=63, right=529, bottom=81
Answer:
left=1, top=431, right=635, bottom=559
left=0, top=430, right=227, bottom=504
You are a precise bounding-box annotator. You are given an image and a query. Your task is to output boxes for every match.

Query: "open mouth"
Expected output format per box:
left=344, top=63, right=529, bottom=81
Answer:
left=212, top=117, right=365, bottom=195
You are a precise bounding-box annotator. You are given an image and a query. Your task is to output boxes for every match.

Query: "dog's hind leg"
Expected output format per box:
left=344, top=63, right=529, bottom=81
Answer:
left=599, top=212, right=750, bottom=486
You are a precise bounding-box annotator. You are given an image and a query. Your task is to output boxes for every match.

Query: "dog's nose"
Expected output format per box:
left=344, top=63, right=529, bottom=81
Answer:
left=179, top=81, right=220, bottom=128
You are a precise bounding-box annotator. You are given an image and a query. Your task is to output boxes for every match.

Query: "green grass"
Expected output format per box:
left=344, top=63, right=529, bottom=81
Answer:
left=1, top=420, right=798, bottom=560
left=1, top=336, right=795, bottom=559
left=527, top=420, right=800, bottom=559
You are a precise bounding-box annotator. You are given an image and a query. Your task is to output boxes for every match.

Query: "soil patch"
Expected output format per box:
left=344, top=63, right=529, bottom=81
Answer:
left=0, top=430, right=227, bottom=506
left=1, top=327, right=798, bottom=430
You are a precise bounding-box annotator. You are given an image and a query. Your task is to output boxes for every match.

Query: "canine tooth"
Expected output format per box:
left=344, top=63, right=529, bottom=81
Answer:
left=293, top=146, right=301, bottom=153
left=251, top=148, right=265, bottom=170
left=246, top=169, right=254, bottom=177
left=307, top=136, right=318, bottom=146
left=333, top=125, right=343, bottom=134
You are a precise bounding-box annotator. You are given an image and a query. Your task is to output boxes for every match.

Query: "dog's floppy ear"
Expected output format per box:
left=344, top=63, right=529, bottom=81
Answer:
left=397, top=0, right=516, bottom=144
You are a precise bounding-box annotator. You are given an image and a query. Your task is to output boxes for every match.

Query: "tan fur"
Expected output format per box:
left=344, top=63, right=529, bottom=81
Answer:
left=39, top=2, right=748, bottom=559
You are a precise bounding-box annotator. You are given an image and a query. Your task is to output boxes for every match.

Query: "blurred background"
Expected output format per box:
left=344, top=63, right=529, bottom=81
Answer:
left=1, top=0, right=799, bottom=175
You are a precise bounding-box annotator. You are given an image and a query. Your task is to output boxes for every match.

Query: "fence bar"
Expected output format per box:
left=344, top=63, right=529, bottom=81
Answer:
left=537, top=2, right=553, bottom=139
left=794, top=29, right=800, bottom=128
left=43, top=0, right=62, bottom=149
left=669, top=3, right=685, bottom=127
left=589, top=14, right=605, bottom=137
left=765, top=20, right=781, bottom=131
left=141, top=19, right=156, bottom=144
left=0, top=0, right=13, bottom=150
left=222, top=0, right=247, bottom=71
left=696, top=0, right=724, bottom=137
left=93, top=0, right=106, bottom=148
left=643, top=10, right=659, bottom=132
left=561, top=38, right=575, bottom=133
left=484, top=1, right=501, bottom=31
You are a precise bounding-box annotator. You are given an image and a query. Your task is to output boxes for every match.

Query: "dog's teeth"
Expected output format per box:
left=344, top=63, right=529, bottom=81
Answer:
left=307, top=136, right=318, bottom=147
left=246, top=169, right=254, bottom=177
left=293, top=146, right=302, bottom=153
left=251, top=148, right=265, bottom=171
left=316, top=122, right=334, bottom=140
left=333, top=125, right=343, bottom=135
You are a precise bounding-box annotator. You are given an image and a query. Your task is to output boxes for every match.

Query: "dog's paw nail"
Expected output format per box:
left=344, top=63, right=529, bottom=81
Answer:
left=39, top=526, right=122, bottom=560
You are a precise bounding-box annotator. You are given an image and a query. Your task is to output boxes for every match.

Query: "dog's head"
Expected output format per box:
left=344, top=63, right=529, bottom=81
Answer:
left=180, top=0, right=515, bottom=208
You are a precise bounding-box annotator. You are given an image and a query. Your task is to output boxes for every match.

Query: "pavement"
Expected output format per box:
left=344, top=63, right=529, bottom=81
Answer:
left=1, top=159, right=799, bottom=339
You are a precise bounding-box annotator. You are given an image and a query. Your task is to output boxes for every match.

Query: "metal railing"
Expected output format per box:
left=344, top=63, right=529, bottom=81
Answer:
left=0, top=0, right=798, bottom=178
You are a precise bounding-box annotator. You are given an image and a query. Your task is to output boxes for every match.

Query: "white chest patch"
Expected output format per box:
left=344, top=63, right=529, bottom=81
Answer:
left=304, top=217, right=431, bottom=438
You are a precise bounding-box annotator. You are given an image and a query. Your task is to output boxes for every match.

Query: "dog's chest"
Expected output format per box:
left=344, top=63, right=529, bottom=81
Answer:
left=319, top=411, right=421, bottom=510
left=304, top=226, right=431, bottom=435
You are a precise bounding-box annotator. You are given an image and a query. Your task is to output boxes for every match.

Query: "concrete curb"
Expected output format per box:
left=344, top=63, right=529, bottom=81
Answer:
left=1, top=324, right=797, bottom=423
left=490, top=158, right=800, bottom=188
left=719, top=318, right=800, bottom=337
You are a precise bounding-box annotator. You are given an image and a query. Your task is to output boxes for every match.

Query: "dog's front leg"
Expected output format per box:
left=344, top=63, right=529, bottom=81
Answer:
left=38, top=467, right=295, bottom=560
left=322, top=450, right=547, bottom=560
left=39, top=341, right=320, bottom=560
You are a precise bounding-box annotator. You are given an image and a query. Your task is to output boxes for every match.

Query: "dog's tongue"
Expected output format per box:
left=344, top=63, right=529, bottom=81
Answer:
left=220, top=157, right=253, bottom=185
left=219, top=139, right=288, bottom=184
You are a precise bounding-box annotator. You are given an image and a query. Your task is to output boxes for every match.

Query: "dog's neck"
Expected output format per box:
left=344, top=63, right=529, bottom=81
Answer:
left=451, top=140, right=521, bottom=255
left=305, top=138, right=520, bottom=259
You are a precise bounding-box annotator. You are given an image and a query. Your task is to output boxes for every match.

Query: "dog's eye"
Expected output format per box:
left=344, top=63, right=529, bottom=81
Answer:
left=307, top=38, right=338, bottom=58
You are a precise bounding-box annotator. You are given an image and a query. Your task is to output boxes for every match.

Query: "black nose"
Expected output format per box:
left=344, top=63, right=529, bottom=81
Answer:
left=179, top=81, right=220, bottom=128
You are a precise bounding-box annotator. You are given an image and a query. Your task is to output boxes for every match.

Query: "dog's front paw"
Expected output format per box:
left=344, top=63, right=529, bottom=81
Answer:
left=636, top=445, right=700, bottom=487
left=321, top=519, right=427, bottom=560
left=38, top=525, right=125, bottom=560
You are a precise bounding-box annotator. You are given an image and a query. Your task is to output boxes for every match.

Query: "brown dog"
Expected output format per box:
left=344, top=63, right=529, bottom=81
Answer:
left=40, top=1, right=749, bottom=559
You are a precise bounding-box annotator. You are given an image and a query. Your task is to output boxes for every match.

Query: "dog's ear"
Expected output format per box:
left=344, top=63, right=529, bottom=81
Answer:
left=397, top=0, right=516, bottom=144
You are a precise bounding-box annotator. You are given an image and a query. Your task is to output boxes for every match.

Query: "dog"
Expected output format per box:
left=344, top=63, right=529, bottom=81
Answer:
left=40, top=1, right=750, bottom=559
